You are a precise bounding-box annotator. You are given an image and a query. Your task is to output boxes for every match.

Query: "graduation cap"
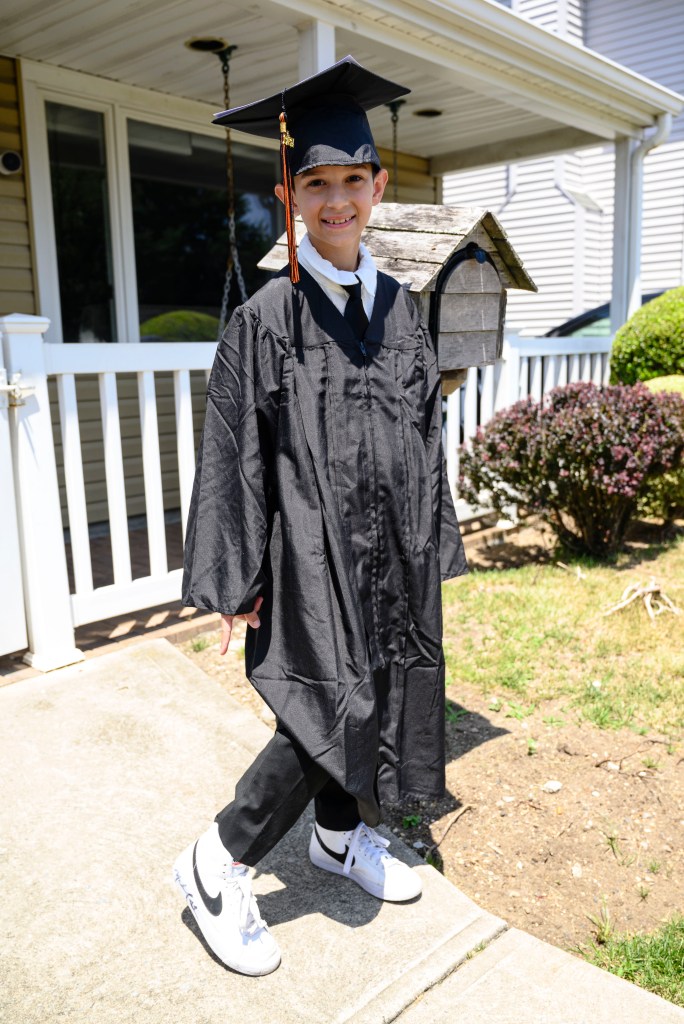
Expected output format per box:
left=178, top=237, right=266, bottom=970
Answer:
left=213, top=56, right=410, bottom=283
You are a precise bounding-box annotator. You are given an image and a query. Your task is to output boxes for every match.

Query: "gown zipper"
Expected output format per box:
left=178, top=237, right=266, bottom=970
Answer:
left=358, top=338, right=383, bottom=667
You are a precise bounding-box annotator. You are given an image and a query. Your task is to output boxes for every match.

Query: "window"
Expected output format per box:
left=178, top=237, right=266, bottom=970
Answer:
left=128, top=121, right=281, bottom=340
left=46, top=103, right=117, bottom=343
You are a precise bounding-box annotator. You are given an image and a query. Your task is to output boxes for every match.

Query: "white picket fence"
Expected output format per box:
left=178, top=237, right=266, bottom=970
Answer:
left=0, top=314, right=611, bottom=670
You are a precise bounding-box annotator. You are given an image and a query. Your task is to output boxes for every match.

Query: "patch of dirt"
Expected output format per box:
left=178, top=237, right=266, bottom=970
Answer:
left=180, top=520, right=683, bottom=955
left=392, top=691, right=682, bottom=954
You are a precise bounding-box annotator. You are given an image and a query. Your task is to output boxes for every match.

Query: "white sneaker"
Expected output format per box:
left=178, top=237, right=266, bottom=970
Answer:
left=309, top=821, right=423, bottom=902
left=172, top=823, right=281, bottom=976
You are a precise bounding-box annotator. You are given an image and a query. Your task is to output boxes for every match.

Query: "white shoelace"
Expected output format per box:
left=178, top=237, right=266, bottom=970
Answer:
left=222, top=864, right=267, bottom=934
left=342, top=822, right=392, bottom=876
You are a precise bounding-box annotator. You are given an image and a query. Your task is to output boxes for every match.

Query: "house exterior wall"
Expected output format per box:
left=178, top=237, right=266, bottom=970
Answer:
left=0, top=56, right=36, bottom=317
left=444, top=0, right=684, bottom=334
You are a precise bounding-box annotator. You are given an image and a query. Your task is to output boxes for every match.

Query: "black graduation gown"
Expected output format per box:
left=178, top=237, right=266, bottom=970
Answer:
left=182, top=267, right=468, bottom=826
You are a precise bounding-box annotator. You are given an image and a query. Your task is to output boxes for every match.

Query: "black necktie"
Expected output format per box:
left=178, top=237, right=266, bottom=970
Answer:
left=342, top=280, right=369, bottom=337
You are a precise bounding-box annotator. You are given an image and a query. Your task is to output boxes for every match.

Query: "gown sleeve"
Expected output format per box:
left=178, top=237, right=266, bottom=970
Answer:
left=182, top=307, right=271, bottom=615
left=422, top=322, right=469, bottom=581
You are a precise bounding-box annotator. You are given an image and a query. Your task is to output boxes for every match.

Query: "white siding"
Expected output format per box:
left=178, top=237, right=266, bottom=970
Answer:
left=580, top=145, right=614, bottom=308
left=443, top=0, right=684, bottom=333
left=441, top=165, right=508, bottom=209
left=641, top=141, right=684, bottom=292
left=587, top=0, right=684, bottom=143
left=513, top=0, right=584, bottom=42
left=444, top=154, right=597, bottom=334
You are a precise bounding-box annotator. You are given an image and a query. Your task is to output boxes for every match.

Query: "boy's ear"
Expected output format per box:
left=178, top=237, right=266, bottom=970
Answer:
left=274, top=182, right=299, bottom=212
left=372, top=168, right=389, bottom=206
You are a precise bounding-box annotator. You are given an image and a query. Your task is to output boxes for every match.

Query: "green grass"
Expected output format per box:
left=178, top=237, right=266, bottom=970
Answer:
left=442, top=535, right=684, bottom=735
left=580, top=915, right=684, bottom=1007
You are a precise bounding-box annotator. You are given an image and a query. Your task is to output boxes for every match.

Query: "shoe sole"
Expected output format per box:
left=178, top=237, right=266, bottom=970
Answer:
left=172, top=852, right=281, bottom=977
left=309, top=844, right=422, bottom=903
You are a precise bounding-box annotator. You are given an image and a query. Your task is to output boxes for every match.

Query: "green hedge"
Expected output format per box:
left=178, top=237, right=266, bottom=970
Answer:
left=638, top=375, right=684, bottom=523
left=610, top=287, right=684, bottom=385
left=643, top=375, right=684, bottom=397
left=140, top=310, right=219, bottom=342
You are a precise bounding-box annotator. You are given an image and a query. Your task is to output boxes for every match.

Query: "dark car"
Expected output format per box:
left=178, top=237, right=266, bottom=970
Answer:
left=544, top=292, right=663, bottom=337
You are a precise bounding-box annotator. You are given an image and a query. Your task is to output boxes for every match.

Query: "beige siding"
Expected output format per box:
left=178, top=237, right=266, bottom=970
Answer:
left=0, top=55, right=35, bottom=316
left=376, top=146, right=438, bottom=204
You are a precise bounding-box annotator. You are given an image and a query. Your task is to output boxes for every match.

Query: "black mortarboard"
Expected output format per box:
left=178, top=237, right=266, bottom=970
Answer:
left=213, top=55, right=410, bottom=175
left=212, top=56, right=410, bottom=281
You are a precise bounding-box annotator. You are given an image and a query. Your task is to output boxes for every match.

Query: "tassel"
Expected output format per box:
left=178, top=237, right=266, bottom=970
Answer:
left=279, top=111, right=300, bottom=284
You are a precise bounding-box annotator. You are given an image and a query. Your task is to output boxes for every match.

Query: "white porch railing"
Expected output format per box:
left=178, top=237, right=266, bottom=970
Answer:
left=43, top=341, right=216, bottom=629
left=0, top=315, right=612, bottom=670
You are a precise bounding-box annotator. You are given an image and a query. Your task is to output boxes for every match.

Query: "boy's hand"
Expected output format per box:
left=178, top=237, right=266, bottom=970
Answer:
left=219, top=595, right=263, bottom=656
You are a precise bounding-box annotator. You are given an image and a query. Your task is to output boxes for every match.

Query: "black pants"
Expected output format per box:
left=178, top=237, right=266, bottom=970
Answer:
left=215, top=725, right=364, bottom=866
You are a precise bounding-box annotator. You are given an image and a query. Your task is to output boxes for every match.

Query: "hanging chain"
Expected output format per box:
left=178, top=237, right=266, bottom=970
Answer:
left=217, top=46, right=247, bottom=342
left=386, top=100, right=406, bottom=204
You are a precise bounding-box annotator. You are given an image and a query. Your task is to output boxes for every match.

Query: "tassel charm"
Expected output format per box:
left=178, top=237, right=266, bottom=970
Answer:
left=279, top=112, right=300, bottom=284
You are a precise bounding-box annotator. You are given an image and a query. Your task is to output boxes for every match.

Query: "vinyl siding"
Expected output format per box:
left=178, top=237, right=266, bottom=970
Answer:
left=513, top=0, right=584, bottom=42
left=587, top=0, right=684, bottom=143
left=0, top=55, right=36, bottom=316
left=443, top=154, right=601, bottom=334
left=443, top=0, right=684, bottom=333
left=376, top=147, right=438, bottom=204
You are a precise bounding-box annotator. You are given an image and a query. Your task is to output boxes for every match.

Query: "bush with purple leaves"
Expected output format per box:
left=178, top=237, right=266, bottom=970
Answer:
left=459, top=381, right=684, bottom=557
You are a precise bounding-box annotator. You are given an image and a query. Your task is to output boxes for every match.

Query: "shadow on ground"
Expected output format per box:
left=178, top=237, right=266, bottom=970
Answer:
left=445, top=700, right=510, bottom=761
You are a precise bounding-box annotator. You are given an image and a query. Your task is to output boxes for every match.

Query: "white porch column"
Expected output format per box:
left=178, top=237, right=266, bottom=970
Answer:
left=626, top=143, right=646, bottom=321
left=298, top=20, right=336, bottom=79
left=0, top=314, right=83, bottom=671
left=610, top=137, right=632, bottom=335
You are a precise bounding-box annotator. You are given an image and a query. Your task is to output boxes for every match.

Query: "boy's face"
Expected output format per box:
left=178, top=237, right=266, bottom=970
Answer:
left=275, top=163, right=388, bottom=271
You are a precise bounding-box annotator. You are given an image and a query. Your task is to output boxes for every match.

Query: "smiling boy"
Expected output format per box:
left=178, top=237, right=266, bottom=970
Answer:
left=174, top=56, right=467, bottom=977
left=280, top=162, right=387, bottom=271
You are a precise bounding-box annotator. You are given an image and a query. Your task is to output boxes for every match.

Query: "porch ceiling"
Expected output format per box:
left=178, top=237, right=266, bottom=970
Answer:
left=3, top=0, right=683, bottom=171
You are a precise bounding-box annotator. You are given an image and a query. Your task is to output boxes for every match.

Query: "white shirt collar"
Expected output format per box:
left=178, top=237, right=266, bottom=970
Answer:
left=298, top=233, right=377, bottom=299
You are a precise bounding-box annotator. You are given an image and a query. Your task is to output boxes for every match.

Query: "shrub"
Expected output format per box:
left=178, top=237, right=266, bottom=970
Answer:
left=610, top=287, right=684, bottom=384
left=638, top=376, right=684, bottom=523
left=643, top=375, right=684, bottom=398
left=140, top=310, right=219, bottom=341
left=459, top=382, right=684, bottom=557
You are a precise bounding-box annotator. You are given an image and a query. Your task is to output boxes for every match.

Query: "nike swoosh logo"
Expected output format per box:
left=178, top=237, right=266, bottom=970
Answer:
left=192, top=841, right=222, bottom=916
left=315, top=826, right=354, bottom=868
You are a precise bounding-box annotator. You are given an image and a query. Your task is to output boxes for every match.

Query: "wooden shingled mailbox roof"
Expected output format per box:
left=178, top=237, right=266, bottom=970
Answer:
left=258, top=204, right=537, bottom=295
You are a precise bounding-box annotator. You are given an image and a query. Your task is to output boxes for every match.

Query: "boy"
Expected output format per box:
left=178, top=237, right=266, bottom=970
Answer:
left=174, top=56, right=467, bottom=977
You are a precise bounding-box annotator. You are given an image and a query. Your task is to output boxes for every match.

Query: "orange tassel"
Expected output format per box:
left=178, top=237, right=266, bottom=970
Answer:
left=279, top=112, right=300, bottom=284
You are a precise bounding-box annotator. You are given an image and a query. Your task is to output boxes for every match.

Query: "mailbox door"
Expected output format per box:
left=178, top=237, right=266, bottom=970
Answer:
left=430, top=243, right=506, bottom=372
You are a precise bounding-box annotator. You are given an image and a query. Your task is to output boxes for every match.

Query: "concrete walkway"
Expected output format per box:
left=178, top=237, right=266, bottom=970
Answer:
left=1, top=640, right=682, bottom=1024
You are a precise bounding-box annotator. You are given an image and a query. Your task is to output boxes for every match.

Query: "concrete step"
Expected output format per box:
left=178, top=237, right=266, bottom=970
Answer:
left=395, top=926, right=684, bottom=1024
left=0, top=639, right=505, bottom=1024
